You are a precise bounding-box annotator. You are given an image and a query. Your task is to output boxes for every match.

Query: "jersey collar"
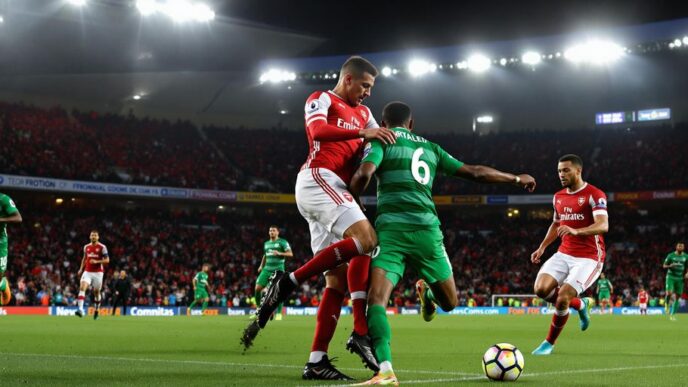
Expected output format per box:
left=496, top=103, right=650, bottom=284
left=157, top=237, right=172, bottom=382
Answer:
left=566, top=182, right=588, bottom=194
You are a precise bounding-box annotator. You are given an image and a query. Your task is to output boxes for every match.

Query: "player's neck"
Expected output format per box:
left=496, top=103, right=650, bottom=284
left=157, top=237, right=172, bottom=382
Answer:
left=90, top=241, right=97, bottom=245
left=329, top=87, right=351, bottom=106
left=566, top=180, right=586, bottom=193
left=270, top=237, right=277, bottom=241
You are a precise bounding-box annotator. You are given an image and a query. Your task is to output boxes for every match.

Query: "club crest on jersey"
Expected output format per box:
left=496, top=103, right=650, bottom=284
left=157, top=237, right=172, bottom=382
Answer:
left=578, top=196, right=585, bottom=206
left=361, top=109, right=368, bottom=120
left=343, top=192, right=354, bottom=202
left=307, top=100, right=320, bottom=114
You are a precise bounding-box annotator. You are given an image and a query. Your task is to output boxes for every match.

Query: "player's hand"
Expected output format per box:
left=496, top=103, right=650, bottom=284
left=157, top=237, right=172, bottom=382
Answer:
left=257, top=266, right=262, bottom=273
left=78, top=269, right=83, bottom=276
left=531, top=248, right=544, bottom=264
left=360, top=127, right=396, bottom=144
left=557, top=225, right=579, bottom=237
left=516, top=174, right=536, bottom=192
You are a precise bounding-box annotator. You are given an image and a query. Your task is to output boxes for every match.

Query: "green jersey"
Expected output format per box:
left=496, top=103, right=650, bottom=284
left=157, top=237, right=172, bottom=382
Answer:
left=0, top=193, right=19, bottom=243
left=194, top=271, right=209, bottom=292
left=263, top=238, right=291, bottom=271
left=361, top=127, right=464, bottom=231
left=664, top=252, right=687, bottom=279
left=596, top=278, right=611, bottom=293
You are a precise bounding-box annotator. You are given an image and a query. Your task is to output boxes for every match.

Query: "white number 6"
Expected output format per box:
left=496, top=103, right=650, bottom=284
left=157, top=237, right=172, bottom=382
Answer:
left=411, top=148, right=430, bottom=185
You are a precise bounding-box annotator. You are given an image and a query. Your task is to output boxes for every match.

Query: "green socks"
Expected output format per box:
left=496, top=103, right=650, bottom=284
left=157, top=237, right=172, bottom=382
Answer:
left=255, top=290, right=263, bottom=307
left=671, top=299, right=679, bottom=315
left=189, top=300, right=198, bottom=309
left=201, top=301, right=208, bottom=312
left=368, top=304, right=392, bottom=363
left=0, top=277, right=6, bottom=292
left=425, top=286, right=438, bottom=305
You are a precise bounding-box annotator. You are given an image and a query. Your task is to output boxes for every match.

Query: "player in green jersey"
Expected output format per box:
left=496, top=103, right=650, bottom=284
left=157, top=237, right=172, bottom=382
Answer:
left=255, top=226, right=292, bottom=321
left=0, top=192, right=22, bottom=306
left=189, top=264, right=212, bottom=314
left=349, top=101, right=536, bottom=385
left=663, top=242, right=686, bottom=321
left=595, top=273, right=614, bottom=314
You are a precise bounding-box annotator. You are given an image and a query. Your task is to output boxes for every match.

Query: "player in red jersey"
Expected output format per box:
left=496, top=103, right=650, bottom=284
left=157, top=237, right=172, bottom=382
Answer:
left=76, top=230, right=109, bottom=320
left=530, top=154, right=609, bottom=355
left=242, top=56, right=395, bottom=379
left=638, top=286, right=649, bottom=315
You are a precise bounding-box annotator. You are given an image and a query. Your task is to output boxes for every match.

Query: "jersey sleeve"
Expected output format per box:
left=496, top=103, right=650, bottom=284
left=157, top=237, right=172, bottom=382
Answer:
left=1, top=195, right=18, bottom=215
left=282, top=240, right=291, bottom=251
left=361, top=140, right=384, bottom=167
left=364, top=106, right=379, bottom=129
left=664, top=254, right=673, bottom=265
left=435, top=144, right=464, bottom=176
left=588, top=188, right=608, bottom=217
left=304, top=92, right=331, bottom=127
left=101, top=244, right=109, bottom=257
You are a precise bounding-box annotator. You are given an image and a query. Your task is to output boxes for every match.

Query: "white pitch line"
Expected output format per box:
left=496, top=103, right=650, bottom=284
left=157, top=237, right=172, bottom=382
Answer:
left=0, top=352, right=472, bottom=376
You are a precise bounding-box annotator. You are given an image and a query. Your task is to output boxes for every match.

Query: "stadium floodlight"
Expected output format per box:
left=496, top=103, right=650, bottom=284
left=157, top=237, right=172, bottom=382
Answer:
left=521, top=51, right=542, bottom=65
left=476, top=115, right=494, bottom=123
left=407, top=59, right=436, bottom=77
left=259, top=69, right=296, bottom=84
left=137, top=0, right=215, bottom=22
left=279, top=110, right=288, bottom=115
left=669, top=42, right=675, bottom=49
left=136, top=0, right=159, bottom=16
left=564, top=40, right=624, bottom=65
left=456, top=61, right=468, bottom=70
left=499, top=58, right=508, bottom=66
left=684, top=36, right=688, bottom=45
left=0, top=15, right=4, bottom=24
left=381, top=66, right=393, bottom=77
left=133, top=94, right=142, bottom=100
left=67, top=0, right=87, bottom=6
left=673, top=38, right=683, bottom=48
left=467, top=54, right=491, bottom=73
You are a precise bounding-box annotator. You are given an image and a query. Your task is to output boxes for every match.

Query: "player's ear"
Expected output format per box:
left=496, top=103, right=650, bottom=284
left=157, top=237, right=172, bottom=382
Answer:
left=408, top=119, right=414, bottom=131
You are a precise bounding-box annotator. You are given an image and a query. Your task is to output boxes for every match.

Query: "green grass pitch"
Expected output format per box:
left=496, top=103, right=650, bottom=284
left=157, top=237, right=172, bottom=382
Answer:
left=1, top=314, right=687, bottom=386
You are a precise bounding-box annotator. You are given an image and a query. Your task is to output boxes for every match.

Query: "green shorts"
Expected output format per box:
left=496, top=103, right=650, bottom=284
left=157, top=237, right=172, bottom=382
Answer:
left=666, top=276, right=684, bottom=295
left=372, top=228, right=452, bottom=287
left=195, top=289, right=209, bottom=300
left=598, top=291, right=611, bottom=300
left=0, top=241, right=7, bottom=273
left=256, top=268, right=283, bottom=287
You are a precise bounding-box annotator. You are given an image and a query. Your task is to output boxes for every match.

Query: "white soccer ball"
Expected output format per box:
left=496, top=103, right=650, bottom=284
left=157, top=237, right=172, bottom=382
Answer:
left=482, top=343, right=525, bottom=381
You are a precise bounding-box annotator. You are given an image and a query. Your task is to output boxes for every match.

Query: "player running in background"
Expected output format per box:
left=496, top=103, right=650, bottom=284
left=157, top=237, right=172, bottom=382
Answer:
left=189, top=264, right=212, bottom=314
left=663, top=242, right=686, bottom=321
left=531, top=154, right=608, bottom=355
left=242, top=56, right=395, bottom=380
left=0, top=192, right=22, bottom=306
left=76, top=230, right=109, bottom=319
left=595, top=272, right=614, bottom=314
left=638, top=285, right=649, bottom=315
left=348, top=101, right=536, bottom=385
left=254, top=226, right=292, bottom=321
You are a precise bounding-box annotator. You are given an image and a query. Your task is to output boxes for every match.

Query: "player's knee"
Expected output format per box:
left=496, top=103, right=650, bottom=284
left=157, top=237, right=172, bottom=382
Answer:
left=555, top=295, right=570, bottom=310
left=534, top=286, right=550, bottom=299
left=439, top=297, right=457, bottom=312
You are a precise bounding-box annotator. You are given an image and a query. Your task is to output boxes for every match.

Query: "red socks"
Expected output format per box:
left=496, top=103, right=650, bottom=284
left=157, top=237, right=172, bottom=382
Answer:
left=546, top=310, right=570, bottom=345
left=311, top=288, right=344, bottom=352
left=348, top=255, right=370, bottom=336
left=294, top=238, right=362, bottom=283
left=568, top=297, right=582, bottom=311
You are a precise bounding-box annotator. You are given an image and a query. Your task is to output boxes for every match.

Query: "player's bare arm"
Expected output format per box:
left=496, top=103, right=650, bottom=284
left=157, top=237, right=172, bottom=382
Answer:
left=192, top=277, right=197, bottom=290
left=454, top=164, right=536, bottom=192
left=309, top=120, right=396, bottom=145
left=78, top=250, right=87, bottom=276
left=257, top=255, right=266, bottom=273
left=276, top=250, right=293, bottom=258
left=349, top=161, right=377, bottom=210
left=531, top=221, right=560, bottom=264
left=0, top=211, right=22, bottom=223
left=557, top=214, right=608, bottom=237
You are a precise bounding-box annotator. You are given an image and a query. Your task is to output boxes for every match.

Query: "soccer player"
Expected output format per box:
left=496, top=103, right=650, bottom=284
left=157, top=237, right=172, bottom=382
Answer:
left=0, top=192, right=22, bottom=306
left=638, top=285, right=649, bottom=316
left=595, top=272, right=614, bottom=314
left=243, top=56, right=396, bottom=379
left=663, top=242, right=686, bottom=321
left=530, top=154, right=608, bottom=355
left=76, top=230, right=110, bottom=320
left=254, top=226, right=293, bottom=321
left=189, top=264, right=212, bottom=314
left=348, top=101, right=536, bottom=385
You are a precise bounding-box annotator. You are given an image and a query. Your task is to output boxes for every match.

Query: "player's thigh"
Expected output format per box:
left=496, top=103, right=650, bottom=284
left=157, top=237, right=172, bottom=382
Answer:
left=407, top=228, right=453, bottom=286
left=371, top=232, right=407, bottom=291
left=368, top=267, right=395, bottom=306
left=536, top=252, right=570, bottom=290
left=256, top=270, right=273, bottom=288
left=91, top=273, right=104, bottom=291
left=564, top=257, right=603, bottom=296
left=324, top=264, right=348, bottom=293
left=80, top=272, right=94, bottom=289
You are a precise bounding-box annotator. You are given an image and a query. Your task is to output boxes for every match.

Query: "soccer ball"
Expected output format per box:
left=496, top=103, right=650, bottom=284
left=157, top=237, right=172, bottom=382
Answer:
left=482, top=343, right=525, bottom=381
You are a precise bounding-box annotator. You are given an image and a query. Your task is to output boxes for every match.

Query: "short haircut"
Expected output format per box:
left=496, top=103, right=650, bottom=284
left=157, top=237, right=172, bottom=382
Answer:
left=269, top=225, right=279, bottom=230
left=341, top=56, right=378, bottom=78
left=678, top=242, right=685, bottom=245
left=90, top=230, right=99, bottom=234
left=558, top=154, right=583, bottom=168
left=382, top=101, right=412, bottom=128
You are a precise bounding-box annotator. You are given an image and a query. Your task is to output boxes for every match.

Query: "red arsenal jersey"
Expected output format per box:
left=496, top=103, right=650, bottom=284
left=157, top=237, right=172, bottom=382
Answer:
left=638, top=291, right=649, bottom=304
left=83, top=242, right=109, bottom=273
left=302, top=90, right=378, bottom=184
left=553, top=182, right=608, bottom=261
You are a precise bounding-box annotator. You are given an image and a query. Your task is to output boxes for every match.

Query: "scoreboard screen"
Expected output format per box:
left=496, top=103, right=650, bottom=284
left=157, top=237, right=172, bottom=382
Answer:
left=595, top=107, right=670, bottom=125
left=595, top=111, right=634, bottom=125
left=637, top=108, right=671, bottom=122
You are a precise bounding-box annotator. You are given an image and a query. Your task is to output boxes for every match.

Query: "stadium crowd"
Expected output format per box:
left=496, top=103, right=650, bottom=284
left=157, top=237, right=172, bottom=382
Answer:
left=2, top=101, right=687, bottom=195
left=5, top=202, right=685, bottom=309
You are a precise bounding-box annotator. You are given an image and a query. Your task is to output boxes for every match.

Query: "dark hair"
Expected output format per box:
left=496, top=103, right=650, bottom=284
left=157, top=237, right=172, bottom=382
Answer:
left=382, top=101, right=412, bottom=128
left=341, top=56, right=378, bottom=78
left=678, top=242, right=685, bottom=245
left=269, top=225, right=279, bottom=230
left=90, top=230, right=99, bottom=234
left=558, top=154, right=583, bottom=168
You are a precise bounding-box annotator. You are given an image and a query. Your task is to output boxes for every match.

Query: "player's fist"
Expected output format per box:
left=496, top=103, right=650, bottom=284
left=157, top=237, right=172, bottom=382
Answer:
left=531, top=248, right=544, bottom=264
left=557, top=225, right=578, bottom=237
left=360, top=127, right=396, bottom=144
left=516, top=174, right=536, bottom=192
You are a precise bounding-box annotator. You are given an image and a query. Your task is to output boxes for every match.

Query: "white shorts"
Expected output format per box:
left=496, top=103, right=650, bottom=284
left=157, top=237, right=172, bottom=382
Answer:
left=295, top=168, right=367, bottom=254
left=639, top=303, right=647, bottom=309
left=537, top=252, right=603, bottom=295
left=80, top=271, right=104, bottom=290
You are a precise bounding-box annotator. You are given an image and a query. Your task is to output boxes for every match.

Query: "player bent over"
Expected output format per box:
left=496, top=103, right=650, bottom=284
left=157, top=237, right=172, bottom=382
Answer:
left=0, top=192, right=22, bottom=306
left=531, top=154, right=608, bottom=355
left=348, top=101, right=536, bottom=385
left=76, top=230, right=110, bottom=320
